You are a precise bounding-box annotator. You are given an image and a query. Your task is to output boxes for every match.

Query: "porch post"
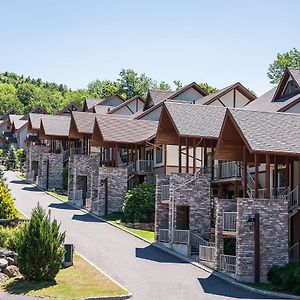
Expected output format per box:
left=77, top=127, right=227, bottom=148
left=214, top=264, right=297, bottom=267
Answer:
left=193, top=139, right=196, bottom=173
left=211, top=140, right=214, bottom=180
left=243, top=146, right=248, bottom=198
left=204, top=144, right=207, bottom=170
left=254, top=153, right=259, bottom=199
left=178, top=137, right=182, bottom=173
left=285, top=157, right=290, bottom=192
left=274, top=155, right=278, bottom=198
left=164, top=145, right=167, bottom=175
left=266, top=154, right=270, bottom=199
left=185, top=137, right=189, bottom=173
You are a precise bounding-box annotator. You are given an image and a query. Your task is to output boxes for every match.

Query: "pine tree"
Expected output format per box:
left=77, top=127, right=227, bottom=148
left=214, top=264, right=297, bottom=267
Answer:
left=0, top=180, right=17, bottom=219
left=16, top=204, right=66, bottom=281
left=6, top=145, right=20, bottom=170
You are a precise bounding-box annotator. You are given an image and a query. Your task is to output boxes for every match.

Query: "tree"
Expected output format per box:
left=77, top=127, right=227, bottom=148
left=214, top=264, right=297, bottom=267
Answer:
left=0, top=180, right=17, bottom=219
left=173, top=80, right=183, bottom=90
left=15, top=204, right=66, bottom=281
left=6, top=145, right=20, bottom=170
left=268, top=48, right=300, bottom=84
left=199, top=82, right=218, bottom=94
left=123, top=183, right=155, bottom=223
left=0, top=83, right=23, bottom=114
left=87, top=79, right=119, bottom=99
left=158, top=81, right=171, bottom=91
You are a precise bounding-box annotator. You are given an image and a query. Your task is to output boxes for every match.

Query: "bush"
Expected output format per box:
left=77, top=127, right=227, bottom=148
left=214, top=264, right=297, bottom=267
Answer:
left=0, top=225, right=21, bottom=250
left=0, top=181, right=17, bottom=219
left=0, top=148, right=4, bottom=158
left=15, top=204, right=66, bottom=282
left=16, top=148, right=26, bottom=160
left=6, top=145, right=20, bottom=170
left=268, top=261, right=300, bottom=295
left=123, top=182, right=155, bottom=223
left=61, top=166, right=68, bottom=190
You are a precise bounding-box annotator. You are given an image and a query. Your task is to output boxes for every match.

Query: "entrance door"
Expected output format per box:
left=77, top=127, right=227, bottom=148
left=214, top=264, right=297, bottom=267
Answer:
left=176, top=205, right=190, bottom=230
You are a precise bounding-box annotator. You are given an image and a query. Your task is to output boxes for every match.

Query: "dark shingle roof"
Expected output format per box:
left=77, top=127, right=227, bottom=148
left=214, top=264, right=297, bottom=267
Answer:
left=164, top=101, right=226, bottom=138
left=72, top=112, right=96, bottom=134
left=229, top=108, right=300, bottom=155
left=41, top=115, right=71, bottom=137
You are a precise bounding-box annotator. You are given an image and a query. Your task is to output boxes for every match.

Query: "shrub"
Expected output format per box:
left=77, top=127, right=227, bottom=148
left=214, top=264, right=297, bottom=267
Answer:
left=6, top=145, right=20, bottom=170
left=16, top=148, right=26, bottom=160
left=268, top=261, right=300, bottom=295
left=123, top=182, right=155, bottom=223
left=15, top=204, right=66, bottom=281
left=0, top=225, right=21, bottom=250
left=0, top=148, right=4, bottom=157
left=61, top=166, right=68, bottom=190
left=0, top=181, right=17, bottom=219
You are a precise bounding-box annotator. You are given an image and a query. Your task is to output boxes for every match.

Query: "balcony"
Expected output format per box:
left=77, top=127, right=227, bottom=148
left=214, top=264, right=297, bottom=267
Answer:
left=220, top=254, right=236, bottom=273
left=160, top=185, right=170, bottom=203
left=223, top=212, right=237, bottom=234
left=128, top=160, right=153, bottom=176
left=213, top=162, right=241, bottom=182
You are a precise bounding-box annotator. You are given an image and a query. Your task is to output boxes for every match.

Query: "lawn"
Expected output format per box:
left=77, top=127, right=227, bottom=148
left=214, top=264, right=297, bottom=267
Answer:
left=1, top=253, right=128, bottom=300
left=105, top=212, right=154, bottom=243
left=48, top=191, right=68, bottom=202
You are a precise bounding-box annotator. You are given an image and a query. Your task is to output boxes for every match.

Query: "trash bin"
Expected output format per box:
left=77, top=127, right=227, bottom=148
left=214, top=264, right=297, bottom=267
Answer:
left=63, top=244, right=74, bottom=267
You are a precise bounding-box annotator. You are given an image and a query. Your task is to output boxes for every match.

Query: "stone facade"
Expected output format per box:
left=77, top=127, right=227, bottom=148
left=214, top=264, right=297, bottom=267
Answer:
left=38, top=153, right=64, bottom=189
left=26, top=144, right=50, bottom=181
left=155, top=169, right=211, bottom=242
left=68, top=154, right=127, bottom=216
left=235, top=198, right=289, bottom=282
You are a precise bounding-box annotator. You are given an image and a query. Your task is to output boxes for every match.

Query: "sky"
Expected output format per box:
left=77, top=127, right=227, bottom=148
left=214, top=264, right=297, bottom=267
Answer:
left=0, top=0, right=299, bottom=95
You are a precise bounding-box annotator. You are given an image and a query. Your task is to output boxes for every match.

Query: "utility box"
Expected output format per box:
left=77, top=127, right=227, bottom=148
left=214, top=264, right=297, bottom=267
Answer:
left=63, top=244, right=74, bottom=267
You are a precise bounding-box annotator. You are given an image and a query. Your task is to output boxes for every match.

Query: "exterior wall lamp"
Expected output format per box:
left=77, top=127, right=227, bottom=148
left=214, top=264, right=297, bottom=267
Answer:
left=246, top=215, right=255, bottom=231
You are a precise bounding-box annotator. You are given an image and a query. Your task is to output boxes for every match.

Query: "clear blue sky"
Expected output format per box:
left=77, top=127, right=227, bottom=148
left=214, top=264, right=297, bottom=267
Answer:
left=0, top=0, right=299, bottom=95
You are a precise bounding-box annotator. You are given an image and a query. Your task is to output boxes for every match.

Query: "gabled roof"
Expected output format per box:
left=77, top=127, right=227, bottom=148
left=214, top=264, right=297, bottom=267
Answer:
left=83, top=98, right=102, bottom=111
left=272, top=67, right=300, bottom=101
left=92, top=114, right=158, bottom=146
left=70, top=112, right=97, bottom=136
left=245, top=86, right=300, bottom=112
left=108, top=95, right=145, bottom=115
left=99, top=93, right=125, bottom=106
left=93, top=105, right=114, bottom=114
left=223, top=108, right=300, bottom=155
left=169, top=82, right=208, bottom=99
left=40, top=115, right=71, bottom=138
left=11, top=119, right=28, bottom=133
left=21, top=106, right=47, bottom=120
left=8, top=115, right=23, bottom=126
left=196, top=82, right=256, bottom=106
left=157, top=101, right=226, bottom=140
left=0, top=108, right=20, bottom=120
left=58, top=102, right=81, bottom=115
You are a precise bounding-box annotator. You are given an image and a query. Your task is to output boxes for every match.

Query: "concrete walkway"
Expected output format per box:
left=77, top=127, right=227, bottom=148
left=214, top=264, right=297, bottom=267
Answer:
left=5, top=171, right=279, bottom=300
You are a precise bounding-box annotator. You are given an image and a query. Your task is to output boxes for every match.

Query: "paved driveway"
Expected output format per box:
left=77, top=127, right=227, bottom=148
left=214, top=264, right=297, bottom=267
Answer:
left=5, top=172, right=278, bottom=300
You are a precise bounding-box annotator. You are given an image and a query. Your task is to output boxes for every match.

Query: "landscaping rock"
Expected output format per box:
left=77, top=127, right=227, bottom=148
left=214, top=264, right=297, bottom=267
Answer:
left=0, top=248, right=15, bottom=258
left=0, top=273, right=9, bottom=284
left=6, top=257, right=15, bottom=266
left=2, top=265, right=21, bottom=278
left=0, top=258, right=8, bottom=269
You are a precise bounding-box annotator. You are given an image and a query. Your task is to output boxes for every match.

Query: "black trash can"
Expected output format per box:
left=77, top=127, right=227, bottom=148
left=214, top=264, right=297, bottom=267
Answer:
left=63, top=244, right=74, bottom=267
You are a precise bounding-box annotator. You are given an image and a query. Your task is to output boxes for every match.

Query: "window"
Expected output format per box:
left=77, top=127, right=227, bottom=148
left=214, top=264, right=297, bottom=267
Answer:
left=156, top=147, right=163, bottom=164
left=283, top=80, right=300, bottom=96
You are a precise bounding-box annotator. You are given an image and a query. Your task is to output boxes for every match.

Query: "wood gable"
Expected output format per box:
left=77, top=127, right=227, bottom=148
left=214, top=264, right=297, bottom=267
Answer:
left=58, top=102, right=81, bottom=115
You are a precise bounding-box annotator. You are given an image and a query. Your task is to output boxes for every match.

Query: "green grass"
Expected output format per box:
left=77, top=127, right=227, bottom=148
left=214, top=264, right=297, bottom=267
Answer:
left=0, top=253, right=127, bottom=300
left=104, top=212, right=154, bottom=243
left=48, top=191, right=68, bottom=202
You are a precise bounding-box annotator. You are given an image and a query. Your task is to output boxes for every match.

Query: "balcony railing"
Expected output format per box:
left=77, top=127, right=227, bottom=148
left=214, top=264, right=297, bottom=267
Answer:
left=220, top=254, right=236, bottom=273
left=223, top=212, right=237, bottom=232
left=213, top=162, right=241, bottom=180
left=287, top=187, right=298, bottom=211
left=199, top=245, right=215, bottom=262
left=173, top=229, right=190, bottom=244
left=128, top=160, right=153, bottom=176
left=158, top=229, right=169, bottom=243
left=161, top=185, right=170, bottom=201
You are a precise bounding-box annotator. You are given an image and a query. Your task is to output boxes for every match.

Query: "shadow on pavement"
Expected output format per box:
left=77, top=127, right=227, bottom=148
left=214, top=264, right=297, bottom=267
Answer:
left=135, top=245, right=187, bottom=263
left=72, top=213, right=104, bottom=223
left=22, top=186, right=41, bottom=192
left=198, top=275, right=283, bottom=299
left=48, top=202, right=76, bottom=210
left=9, top=179, right=27, bottom=185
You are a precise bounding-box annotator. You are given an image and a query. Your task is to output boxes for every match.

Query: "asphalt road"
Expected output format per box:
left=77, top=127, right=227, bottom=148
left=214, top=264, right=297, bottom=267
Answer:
left=5, top=171, right=279, bottom=300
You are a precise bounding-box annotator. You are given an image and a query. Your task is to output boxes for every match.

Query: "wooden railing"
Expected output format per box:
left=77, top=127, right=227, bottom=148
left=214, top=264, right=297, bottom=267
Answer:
left=158, top=229, right=169, bottom=243
left=220, top=254, right=236, bottom=273
left=128, top=160, right=154, bottom=176
left=173, top=229, right=190, bottom=244
left=213, top=161, right=241, bottom=180
left=223, top=212, right=237, bottom=232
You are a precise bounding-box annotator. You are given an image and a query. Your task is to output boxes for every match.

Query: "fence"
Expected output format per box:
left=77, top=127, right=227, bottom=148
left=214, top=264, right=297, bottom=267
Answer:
left=158, top=229, right=169, bottom=242
left=173, top=229, right=190, bottom=244
left=220, top=254, right=236, bottom=273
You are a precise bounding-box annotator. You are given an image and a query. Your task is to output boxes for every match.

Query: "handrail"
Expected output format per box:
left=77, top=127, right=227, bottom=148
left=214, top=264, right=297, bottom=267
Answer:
left=173, top=229, right=190, bottom=244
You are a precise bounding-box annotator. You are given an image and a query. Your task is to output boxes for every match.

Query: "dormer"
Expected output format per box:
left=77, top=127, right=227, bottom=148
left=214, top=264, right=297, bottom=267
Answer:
left=272, top=67, right=300, bottom=101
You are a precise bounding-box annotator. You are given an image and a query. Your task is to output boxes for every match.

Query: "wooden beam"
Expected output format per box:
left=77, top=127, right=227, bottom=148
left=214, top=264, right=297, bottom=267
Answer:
left=186, top=137, right=189, bottom=173
left=266, top=154, right=270, bottom=199
left=243, top=146, right=248, bottom=198
left=274, top=156, right=278, bottom=198
left=164, top=145, right=167, bottom=175
left=254, top=153, right=259, bottom=198
left=193, top=139, right=196, bottom=173
left=285, top=156, right=290, bottom=192
left=178, top=137, right=182, bottom=173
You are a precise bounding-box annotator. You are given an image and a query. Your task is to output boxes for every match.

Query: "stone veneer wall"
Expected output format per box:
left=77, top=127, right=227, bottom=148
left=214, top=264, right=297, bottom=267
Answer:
left=155, top=175, right=170, bottom=241
left=170, top=170, right=211, bottom=240
left=38, top=153, right=63, bottom=189
left=215, top=199, right=237, bottom=270
left=68, top=154, right=100, bottom=201
left=94, top=166, right=128, bottom=216
left=26, top=145, right=50, bottom=180
left=235, top=198, right=289, bottom=282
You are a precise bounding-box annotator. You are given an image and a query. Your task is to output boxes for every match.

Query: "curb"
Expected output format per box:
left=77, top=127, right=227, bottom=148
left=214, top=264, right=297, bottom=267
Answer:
left=16, top=175, right=299, bottom=300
